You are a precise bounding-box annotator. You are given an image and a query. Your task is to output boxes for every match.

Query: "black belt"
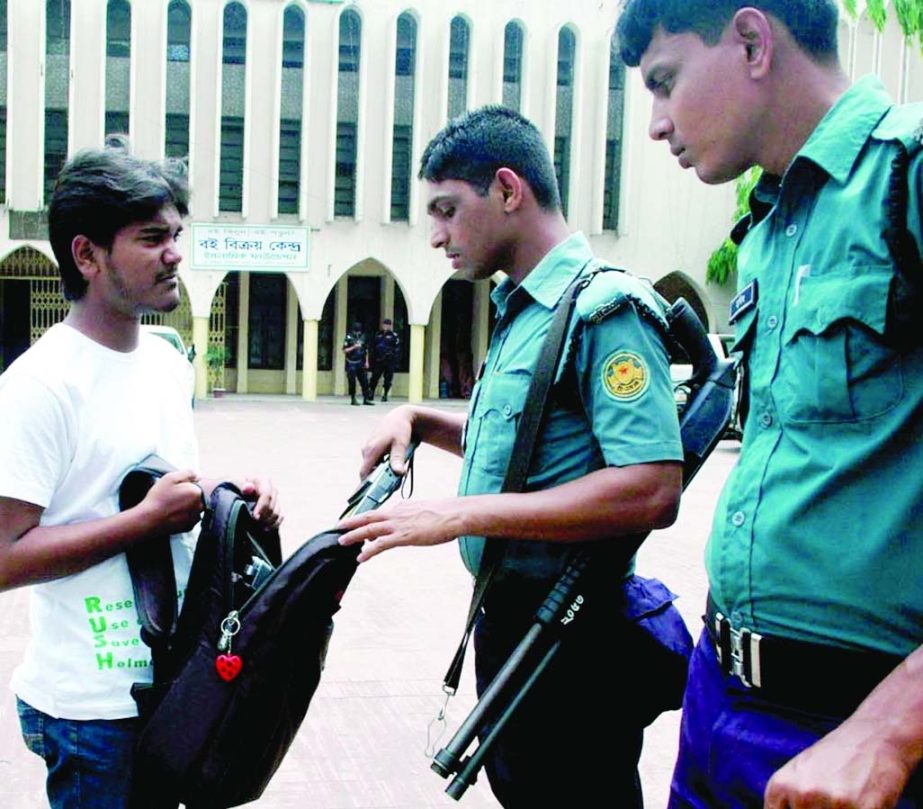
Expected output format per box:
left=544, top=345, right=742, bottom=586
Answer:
left=705, top=594, right=905, bottom=717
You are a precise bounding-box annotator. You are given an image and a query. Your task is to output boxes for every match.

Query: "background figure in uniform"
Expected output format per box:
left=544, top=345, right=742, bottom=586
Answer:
left=618, top=1, right=923, bottom=807
left=343, top=320, right=373, bottom=406
left=336, top=106, right=688, bottom=808
left=369, top=318, right=400, bottom=402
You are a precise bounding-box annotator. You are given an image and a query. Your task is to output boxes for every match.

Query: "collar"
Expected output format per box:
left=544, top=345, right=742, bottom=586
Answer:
left=490, top=232, right=592, bottom=317
left=795, top=75, right=892, bottom=185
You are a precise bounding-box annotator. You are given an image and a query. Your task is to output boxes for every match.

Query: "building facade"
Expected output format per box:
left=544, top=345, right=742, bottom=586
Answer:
left=0, top=0, right=919, bottom=400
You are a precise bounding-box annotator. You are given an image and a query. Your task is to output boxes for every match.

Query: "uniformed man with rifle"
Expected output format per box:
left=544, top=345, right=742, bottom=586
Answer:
left=338, top=106, right=690, bottom=808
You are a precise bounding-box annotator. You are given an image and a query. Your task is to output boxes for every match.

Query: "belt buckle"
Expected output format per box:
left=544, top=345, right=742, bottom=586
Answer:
left=714, top=612, right=763, bottom=688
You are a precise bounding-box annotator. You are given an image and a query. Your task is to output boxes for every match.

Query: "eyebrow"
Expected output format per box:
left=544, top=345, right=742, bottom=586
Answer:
left=426, top=195, right=454, bottom=215
left=643, top=66, right=665, bottom=91
left=138, top=222, right=183, bottom=238
left=641, top=48, right=676, bottom=90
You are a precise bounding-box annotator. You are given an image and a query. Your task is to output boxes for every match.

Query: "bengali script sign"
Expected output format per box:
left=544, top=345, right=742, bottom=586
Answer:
left=191, top=224, right=309, bottom=272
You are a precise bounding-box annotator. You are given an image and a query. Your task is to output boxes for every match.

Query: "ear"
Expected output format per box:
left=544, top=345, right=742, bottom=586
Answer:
left=732, top=8, right=773, bottom=79
left=71, top=235, right=101, bottom=282
left=493, top=167, right=524, bottom=213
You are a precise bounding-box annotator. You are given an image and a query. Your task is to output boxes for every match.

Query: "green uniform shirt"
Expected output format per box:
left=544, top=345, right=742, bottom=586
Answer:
left=708, top=76, right=923, bottom=656
left=457, top=232, right=683, bottom=582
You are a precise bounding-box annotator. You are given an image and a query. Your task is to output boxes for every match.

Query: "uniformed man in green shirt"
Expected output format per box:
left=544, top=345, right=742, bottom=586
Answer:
left=617, top=1, right=923, bottom=806
left=338, top=106, right=687, bottom=807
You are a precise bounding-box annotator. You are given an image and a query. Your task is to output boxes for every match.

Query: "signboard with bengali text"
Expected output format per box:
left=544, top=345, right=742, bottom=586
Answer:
left=190, top=223, right=309, bottom=272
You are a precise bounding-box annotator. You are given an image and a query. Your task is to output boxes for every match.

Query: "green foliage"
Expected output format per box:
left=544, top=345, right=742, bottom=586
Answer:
left=705, top=239, right=738, bottom=286
left=205, top=345, right=228, bottom=390
left=867, top=0, right=888, bottom=30
left=205, top=344, right=228, bottom=369
left=705, top=167, right=762, bottom=286
left=844, top=0, right=923, bottom=51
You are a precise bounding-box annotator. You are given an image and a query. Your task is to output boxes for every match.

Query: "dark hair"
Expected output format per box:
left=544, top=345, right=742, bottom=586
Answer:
left=351, top=321, right=363, bottom=331
left=616, top=0, right=840, bottom=66
left=48, top=140, right=190, bottom=301
left=418, top=105, right=561, bottom=211
left=382, top=318, right=392, bottom=325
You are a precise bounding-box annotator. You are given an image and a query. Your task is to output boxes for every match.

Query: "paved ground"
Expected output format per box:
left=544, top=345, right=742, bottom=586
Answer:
left=0, top=395, right=739, bottom=808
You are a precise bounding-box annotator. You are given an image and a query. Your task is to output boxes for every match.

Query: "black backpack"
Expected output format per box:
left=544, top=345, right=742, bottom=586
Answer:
left=118, top=454, right=410, bottom=807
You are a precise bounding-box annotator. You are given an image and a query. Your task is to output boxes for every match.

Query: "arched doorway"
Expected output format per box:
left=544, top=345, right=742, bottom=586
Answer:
left=438, top=280, right=475, bottom=399
left=654, top=271, right=709, bottom=331
left=321, top=263, right=411, bottom=397
left=0, top=246, right=63, bottom=371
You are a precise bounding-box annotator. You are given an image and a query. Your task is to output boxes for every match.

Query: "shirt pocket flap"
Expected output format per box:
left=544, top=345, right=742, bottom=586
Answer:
left=786, top=267, right=892, bottom=340
left=479, top=370, right=530, bottom=420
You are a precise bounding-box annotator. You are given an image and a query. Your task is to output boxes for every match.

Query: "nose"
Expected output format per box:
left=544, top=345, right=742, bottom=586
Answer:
left=649, top=100, right=673, bottom=142
left=163, top=237, right=183, bottom=266
left=429, top=219, right=447, bottom=250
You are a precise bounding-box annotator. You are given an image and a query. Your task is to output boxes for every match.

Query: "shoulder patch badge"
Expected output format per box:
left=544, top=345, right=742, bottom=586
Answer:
left=602, top=350, right=649, bottom=402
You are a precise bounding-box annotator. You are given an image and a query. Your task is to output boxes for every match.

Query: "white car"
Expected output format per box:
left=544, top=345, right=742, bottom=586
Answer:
left=141, top=324, right=197, bottom=406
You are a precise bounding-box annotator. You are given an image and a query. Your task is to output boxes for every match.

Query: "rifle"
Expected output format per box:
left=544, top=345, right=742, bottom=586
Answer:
left=341, top=440, right=418, bottom=520
left=430, top=297, right=738, bottom=800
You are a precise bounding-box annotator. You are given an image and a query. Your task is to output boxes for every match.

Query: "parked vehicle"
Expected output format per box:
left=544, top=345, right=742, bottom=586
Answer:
left=141, top=324, right=197, bottom=406
left=671, top=333, right=743, bottom=441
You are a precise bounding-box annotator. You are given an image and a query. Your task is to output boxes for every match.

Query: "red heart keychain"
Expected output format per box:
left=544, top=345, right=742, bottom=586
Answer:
left=215, top=654, right=243, bottom=682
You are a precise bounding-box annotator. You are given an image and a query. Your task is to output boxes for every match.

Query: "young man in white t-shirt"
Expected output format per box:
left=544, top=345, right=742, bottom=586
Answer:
left=0, top=142, right=283, bottom=809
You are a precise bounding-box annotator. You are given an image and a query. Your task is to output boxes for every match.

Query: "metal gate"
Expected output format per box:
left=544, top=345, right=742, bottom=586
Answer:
left=30, top=277, right=69, bottom=343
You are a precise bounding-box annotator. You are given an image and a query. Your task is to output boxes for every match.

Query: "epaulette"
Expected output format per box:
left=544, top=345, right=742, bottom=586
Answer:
left=554, top=263, right=674, bottom=384
left=877, top=105, right=923, bottom=291
left=871, top=102, right=923, bottom=147
left=574, top=262, right=670, bottom=334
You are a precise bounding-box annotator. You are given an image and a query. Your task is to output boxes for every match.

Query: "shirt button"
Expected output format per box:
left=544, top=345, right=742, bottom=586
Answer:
left=503, top=404, right=513, bottom=417
left=731, top=510, right=746, bottom=527
left=767, top=315, right=778, bottom=330
left=759, top=412, right=773, bottom=428
left=785, top=224, right=798, bottom=237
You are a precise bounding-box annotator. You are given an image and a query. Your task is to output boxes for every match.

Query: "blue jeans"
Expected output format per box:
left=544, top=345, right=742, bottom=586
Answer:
left=17, top=698, right=178, bottom=809
left=669, top=631, right=923, bottom=808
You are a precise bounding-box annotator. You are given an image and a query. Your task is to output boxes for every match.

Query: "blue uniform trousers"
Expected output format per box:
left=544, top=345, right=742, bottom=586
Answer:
left=669, top=631, right=923, bottom=808
left=369, top=362, right=395, bottom=398
left=345, top=363, right=370, bottom=401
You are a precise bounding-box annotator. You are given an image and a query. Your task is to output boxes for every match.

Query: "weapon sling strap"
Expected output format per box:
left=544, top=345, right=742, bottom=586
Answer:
left=442, top=270, right=590, bottom=694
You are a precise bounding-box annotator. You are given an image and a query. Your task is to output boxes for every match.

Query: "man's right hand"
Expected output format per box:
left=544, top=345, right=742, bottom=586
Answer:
left=140, top=470, right=205, bottom=535
left=359, top=405, right=415, bottom=478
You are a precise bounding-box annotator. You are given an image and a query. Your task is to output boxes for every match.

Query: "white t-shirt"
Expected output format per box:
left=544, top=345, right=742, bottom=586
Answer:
left=0, top=323, right=199, bottom=720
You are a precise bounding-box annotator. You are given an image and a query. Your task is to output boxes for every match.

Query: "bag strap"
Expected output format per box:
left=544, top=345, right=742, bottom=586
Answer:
left=442, top=271, right=589, bottom=694
left=204, top=482, right=281, bottom=616
left=119, top=455, right=186, bottom=654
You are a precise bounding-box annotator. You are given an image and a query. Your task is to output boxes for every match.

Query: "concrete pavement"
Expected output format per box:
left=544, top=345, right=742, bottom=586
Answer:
left=0, top=396, right=739, bottom=808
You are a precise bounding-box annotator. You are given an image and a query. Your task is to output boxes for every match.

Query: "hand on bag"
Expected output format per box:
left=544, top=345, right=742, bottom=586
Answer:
left=239, top=475, right=283, bottom=529
left=143, top=470, right=205, bottom=534
left=337, top=498, right=463, bottom=562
